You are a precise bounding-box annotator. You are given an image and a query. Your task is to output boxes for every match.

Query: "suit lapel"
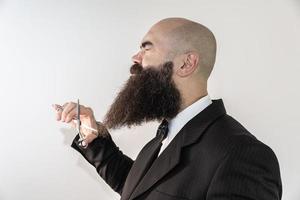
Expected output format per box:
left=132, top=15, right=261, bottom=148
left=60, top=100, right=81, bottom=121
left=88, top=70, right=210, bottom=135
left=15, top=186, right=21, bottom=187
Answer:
left=120, top=136, right=162, bottom=200
left=123, top=99, right=226, bottom=200
left=129, top=131, right=182, bottom=200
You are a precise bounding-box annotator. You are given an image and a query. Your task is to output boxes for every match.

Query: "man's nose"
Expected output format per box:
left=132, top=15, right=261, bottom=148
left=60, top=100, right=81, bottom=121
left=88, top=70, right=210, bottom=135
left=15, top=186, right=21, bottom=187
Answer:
left=131, top=51, right=143, bottom=64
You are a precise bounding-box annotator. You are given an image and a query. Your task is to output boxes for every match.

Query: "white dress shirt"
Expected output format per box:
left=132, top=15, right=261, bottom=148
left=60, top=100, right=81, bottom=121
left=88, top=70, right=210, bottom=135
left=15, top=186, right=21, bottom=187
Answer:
left=158, top=95, right=212, bottom=156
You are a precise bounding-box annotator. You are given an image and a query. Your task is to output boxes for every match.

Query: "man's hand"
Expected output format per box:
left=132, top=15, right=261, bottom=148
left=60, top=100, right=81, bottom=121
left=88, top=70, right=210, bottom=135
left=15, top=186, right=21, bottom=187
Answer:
left=52, top=102, right=99, bottom=145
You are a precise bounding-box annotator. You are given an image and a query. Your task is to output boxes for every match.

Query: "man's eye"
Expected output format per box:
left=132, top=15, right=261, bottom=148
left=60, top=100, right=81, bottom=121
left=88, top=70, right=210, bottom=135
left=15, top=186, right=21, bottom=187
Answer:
left=140, top=42, right=153, bottom=51
left=144, top=45, right=151, bottom=50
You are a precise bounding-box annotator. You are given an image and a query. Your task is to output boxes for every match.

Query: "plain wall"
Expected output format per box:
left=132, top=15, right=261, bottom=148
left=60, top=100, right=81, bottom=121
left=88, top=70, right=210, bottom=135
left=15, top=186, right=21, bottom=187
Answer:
left=0, top=0, right=299, bottom=199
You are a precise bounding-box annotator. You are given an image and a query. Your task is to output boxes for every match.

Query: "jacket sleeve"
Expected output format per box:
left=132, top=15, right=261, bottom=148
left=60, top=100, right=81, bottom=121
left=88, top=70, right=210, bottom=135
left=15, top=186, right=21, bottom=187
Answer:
left=71, top=132, right=133, bottom=195
left=206, top=136, right=282, bottom=200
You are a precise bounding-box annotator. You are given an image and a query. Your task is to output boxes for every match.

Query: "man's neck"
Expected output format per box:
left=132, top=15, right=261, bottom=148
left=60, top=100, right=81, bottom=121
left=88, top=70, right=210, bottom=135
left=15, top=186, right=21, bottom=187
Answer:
left=179, top=91, right=208, bottom=113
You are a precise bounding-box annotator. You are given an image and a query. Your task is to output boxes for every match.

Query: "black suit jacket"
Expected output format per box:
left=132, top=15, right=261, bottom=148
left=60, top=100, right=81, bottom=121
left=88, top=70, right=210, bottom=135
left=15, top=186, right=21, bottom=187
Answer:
left=71, top=99, right=282, bottom=200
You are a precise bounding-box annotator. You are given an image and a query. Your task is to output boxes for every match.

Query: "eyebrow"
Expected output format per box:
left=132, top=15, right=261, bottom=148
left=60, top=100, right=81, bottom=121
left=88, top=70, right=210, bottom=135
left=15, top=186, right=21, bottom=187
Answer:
left=140, top=41, right=153, bottom=49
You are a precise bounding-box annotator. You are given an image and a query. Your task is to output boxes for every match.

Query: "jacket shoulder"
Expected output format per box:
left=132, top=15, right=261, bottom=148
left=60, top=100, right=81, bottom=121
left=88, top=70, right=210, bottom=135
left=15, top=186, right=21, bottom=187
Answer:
left=199, top=114, right=280, bottom=168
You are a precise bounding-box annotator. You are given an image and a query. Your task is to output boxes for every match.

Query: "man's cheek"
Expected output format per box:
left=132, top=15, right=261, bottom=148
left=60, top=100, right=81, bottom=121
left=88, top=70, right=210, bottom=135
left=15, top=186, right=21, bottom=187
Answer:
left=142, top=54, right=160, bottom=67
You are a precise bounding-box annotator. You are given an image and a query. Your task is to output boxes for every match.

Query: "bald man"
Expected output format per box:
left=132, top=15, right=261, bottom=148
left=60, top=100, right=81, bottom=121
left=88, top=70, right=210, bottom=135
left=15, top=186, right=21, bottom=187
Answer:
left=53, top=18, right=282, bottom=200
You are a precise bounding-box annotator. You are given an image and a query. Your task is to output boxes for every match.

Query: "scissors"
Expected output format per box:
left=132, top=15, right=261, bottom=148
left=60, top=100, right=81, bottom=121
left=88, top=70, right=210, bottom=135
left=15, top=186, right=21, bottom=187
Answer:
left=54, top=99, right=94, bottom=148
left=76, top=99, right=88, bottom=148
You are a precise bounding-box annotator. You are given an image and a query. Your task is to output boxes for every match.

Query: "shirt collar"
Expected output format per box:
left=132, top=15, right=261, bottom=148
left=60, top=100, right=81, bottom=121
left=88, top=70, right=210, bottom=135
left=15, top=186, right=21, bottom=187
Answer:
left=166, top=94, right=212, bottom=142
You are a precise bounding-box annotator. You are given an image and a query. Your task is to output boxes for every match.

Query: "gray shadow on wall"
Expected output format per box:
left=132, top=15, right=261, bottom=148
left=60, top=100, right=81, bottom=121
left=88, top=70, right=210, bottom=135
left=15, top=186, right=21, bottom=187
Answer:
left=294, top=0, right=300, bottom=10
left=59, top=127, right=115, bottom=196
left=59, top=127, right=106, bottom=184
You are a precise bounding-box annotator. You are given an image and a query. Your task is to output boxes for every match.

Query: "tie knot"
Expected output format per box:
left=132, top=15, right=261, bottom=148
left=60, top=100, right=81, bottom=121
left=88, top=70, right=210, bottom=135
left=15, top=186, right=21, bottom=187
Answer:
left=156, top=119, right=169, bottom=141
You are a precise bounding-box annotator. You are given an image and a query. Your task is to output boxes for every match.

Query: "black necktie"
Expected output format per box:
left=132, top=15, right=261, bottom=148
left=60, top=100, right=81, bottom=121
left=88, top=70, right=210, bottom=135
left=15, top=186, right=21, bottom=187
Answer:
left=156, top=119, right=169, bottom=143
left=141, top=119, right=169, bottom=177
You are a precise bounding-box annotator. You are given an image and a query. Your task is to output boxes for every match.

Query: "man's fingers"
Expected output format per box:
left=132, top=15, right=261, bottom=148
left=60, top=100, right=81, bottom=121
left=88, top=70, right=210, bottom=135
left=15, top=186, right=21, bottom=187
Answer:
left=52, top=104, right=63, bottom=121
left=61, top=102, right=76, bottom=122
left=65, top=109, right=77, bottom=123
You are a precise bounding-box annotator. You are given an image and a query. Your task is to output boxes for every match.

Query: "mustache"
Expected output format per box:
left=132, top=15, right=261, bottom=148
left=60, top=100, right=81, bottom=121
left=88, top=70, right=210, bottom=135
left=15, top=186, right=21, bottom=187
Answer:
left=130, top=63, right=143, bottom=75
left=129, top=62, right=174, bottom=81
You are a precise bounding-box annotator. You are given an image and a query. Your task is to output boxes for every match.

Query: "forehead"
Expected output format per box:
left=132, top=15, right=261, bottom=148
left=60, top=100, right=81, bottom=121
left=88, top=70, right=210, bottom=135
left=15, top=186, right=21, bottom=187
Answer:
left=141, top=26, right=171, bottom=49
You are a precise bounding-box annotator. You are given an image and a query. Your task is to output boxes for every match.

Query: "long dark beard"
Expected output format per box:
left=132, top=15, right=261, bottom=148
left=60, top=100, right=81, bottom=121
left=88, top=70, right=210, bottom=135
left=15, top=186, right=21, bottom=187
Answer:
left=102, top=61, right=182, bottom=130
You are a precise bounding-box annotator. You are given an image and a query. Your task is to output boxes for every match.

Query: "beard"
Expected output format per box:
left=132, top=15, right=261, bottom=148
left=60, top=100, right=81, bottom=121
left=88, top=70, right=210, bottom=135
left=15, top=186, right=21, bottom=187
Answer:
left=102, top=61, right=182, bottom=130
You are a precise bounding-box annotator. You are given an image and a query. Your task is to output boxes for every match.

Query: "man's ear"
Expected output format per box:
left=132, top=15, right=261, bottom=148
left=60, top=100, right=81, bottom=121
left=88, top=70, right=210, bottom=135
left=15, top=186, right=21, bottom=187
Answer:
left=176, top=52, right=199, bottom=77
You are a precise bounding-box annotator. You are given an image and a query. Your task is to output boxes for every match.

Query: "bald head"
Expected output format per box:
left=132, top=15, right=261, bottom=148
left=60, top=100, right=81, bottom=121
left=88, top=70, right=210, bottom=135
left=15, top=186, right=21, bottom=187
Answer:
left=150, top=18, right=217, bottom=81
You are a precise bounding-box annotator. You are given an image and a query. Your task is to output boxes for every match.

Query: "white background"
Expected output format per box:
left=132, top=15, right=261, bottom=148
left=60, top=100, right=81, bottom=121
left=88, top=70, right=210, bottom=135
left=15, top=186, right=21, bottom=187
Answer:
left=0, top=0, right=299, bottom=199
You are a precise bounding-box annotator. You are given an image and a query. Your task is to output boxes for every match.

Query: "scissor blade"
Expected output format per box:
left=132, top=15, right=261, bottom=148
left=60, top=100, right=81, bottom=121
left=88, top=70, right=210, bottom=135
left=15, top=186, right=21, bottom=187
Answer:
left=77, top=99, right=83, bottom=139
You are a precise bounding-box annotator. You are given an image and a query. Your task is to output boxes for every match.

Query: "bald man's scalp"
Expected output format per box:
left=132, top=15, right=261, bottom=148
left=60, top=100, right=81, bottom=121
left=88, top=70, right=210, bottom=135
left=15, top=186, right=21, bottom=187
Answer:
left=157, top=18, right=217, bottom=81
